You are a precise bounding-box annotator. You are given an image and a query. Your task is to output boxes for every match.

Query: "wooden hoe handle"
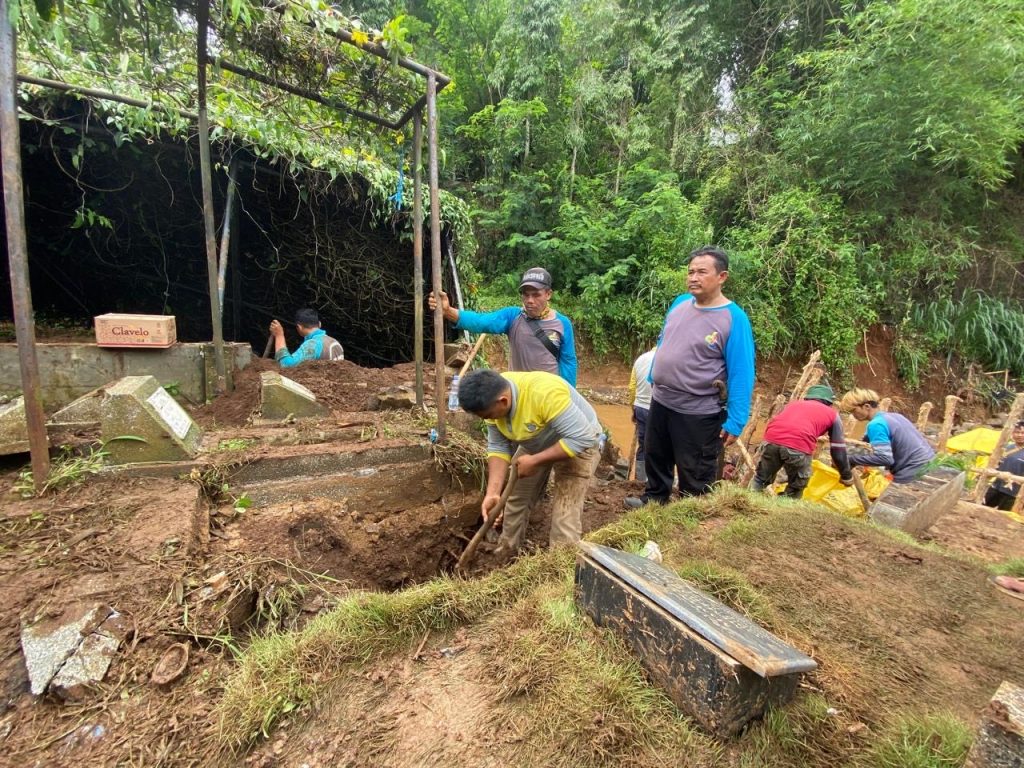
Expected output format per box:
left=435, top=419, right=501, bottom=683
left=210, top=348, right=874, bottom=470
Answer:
left=456, top=464, right=518, bottom=573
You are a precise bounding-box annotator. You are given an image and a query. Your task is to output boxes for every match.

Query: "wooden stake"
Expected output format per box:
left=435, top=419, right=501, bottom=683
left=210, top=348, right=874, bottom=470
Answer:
left=937, top=395, right=960, bottom=452
left=627, top=427, right=638, bottom=482
left=457, top=334, right=488, bottom=379
left=916, top=402, right=934, bottom=430
left=739, top=394, right=763, bottom=447
left=789, top=350, right=822, bottom=403
left=972, top=393, right=1024, bottom=503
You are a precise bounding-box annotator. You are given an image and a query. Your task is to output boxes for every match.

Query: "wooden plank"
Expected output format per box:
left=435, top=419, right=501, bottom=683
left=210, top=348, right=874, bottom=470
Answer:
left=575, top=552, right=804, bottom=737
left=578, top=543, right=816, bottom=677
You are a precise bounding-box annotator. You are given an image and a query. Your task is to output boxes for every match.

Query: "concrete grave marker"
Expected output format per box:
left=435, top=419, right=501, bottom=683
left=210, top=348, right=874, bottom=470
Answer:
left=259, top=371, right=328, bottom=420
left=869, top=465, right=965, bottom=534
left=48, top=388, right=104, bottom=427
left=575, top=542, right=816, bottom=737
left=0, top=396, right=43, bottom=455
left=99, top=375, right=202, bottom=463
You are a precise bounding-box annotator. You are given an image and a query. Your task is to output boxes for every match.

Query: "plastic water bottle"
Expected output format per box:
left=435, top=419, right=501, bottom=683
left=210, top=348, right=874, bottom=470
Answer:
left=598, top=432, right=607, bottom=455
left=429, top=428, right=438, bottom=443
left=447, top=375, right=461, bottom=411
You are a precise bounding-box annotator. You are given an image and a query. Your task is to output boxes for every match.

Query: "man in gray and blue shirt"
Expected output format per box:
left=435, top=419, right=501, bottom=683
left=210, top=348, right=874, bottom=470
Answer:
left=626, top=245, right=756, bottom=506
left=428, top=267, right=578, bottom=385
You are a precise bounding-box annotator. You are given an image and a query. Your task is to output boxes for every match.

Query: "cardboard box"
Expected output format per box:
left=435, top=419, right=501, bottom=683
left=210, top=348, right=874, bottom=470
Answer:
left=94, top=314, right=177, bottom=348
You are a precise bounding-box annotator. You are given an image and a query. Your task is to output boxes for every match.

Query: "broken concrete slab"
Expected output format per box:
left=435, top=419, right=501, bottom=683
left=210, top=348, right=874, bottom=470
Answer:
left=259, top=371, right=329, bottom=420
left=965, top=680, right=1024, bottom=767
left=20, top=603, right=128, bottom=698
left=0, top=396, right=37, bottom=455
left=869, top=466, right=965, bottom=535
left=99, top=376, right=202, bottom=463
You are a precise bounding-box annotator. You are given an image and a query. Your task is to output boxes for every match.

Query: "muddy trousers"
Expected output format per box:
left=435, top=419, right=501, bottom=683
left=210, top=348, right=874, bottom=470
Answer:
left=498, top=447, right=600, bottom=551
left=643, top=401, right=725, bottom=500
left=752, top=443, right=813, bottom=498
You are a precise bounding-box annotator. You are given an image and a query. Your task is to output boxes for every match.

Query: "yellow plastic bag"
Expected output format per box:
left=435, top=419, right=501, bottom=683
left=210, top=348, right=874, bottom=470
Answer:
left=945, top=427, right=1002, bottom=469
left=799, top=460, right=891, bottom=517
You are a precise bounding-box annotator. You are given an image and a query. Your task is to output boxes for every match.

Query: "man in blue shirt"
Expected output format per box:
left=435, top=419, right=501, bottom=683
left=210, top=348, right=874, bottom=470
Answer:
left=269, top=308, right=344, bottom=368
left=626, top=246, right=756, bottom=506
left=428, top=267, right=578, bottom=386
left=839, top=388, right=934, bottom=483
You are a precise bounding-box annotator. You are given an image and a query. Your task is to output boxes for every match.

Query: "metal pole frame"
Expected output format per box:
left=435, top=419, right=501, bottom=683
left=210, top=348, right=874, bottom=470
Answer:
left=1, top=0, right=50, bottom=489
left=427, top=73, right=446, bottom=441
left=196, top=0, right=226, bottom=387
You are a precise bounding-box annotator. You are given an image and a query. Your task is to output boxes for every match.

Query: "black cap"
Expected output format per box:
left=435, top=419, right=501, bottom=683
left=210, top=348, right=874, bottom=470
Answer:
left=1016, top=419, right=1024, bottom=428
left=519, top=267, right=552, bottom=290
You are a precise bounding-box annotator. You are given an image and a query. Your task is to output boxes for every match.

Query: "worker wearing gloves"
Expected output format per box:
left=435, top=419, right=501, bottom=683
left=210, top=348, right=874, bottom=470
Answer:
left=269, top=308, right=344, bottom=368
left=752, top=384, right=854, bottom=498
left=458, top=368, right=601, bottom=558
left=428, top=267, right=578, bottom=386
left=839, top=388, right=935, bottom=483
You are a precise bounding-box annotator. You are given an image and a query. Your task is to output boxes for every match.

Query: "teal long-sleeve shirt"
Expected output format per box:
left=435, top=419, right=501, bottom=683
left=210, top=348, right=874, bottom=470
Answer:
left=275, top=328, right=344, bottom=368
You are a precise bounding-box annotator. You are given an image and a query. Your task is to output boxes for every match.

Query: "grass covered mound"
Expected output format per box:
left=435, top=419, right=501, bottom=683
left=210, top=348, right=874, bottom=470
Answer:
left=218, top=486, right=1022, bottom=767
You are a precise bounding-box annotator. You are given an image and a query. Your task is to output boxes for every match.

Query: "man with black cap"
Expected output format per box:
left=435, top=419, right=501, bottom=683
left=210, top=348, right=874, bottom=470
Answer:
left=984, top=420, right=1024, bottom=511
left=428, top=267, right=578, bottom=386
left=269, top=308, right=344, bottom=368
left=752, top=384, right=854, bottom=498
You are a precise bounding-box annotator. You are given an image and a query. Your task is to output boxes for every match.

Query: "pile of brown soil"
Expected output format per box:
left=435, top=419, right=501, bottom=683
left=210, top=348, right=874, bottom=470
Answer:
left=191, top=358, right=439, bottom=428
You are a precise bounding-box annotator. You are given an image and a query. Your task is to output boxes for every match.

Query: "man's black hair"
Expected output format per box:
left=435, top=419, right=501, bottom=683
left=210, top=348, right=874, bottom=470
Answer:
left=688, top=245, right=729, bottom=273
left=458, top=369, right=510, bottom=414
left=294, top=308, right=320, bottom=327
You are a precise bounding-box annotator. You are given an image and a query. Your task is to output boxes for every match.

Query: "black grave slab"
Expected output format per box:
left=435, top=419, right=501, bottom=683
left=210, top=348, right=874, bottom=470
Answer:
left=575, top=542, right=816, bottom=737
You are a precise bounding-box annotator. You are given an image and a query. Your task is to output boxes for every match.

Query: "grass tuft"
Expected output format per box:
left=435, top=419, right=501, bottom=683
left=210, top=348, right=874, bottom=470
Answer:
left=988, top=557, right=1024, bottom=577
left=860, top=712, right=972, bottom=768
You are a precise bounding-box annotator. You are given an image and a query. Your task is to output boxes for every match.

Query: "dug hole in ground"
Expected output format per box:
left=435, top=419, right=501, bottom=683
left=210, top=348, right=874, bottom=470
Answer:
left=0, top=353, right=1022, bottom=767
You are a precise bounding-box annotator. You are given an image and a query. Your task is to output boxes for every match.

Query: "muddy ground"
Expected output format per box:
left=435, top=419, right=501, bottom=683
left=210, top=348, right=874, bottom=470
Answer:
left=0, top=347, right=1021, bottom=767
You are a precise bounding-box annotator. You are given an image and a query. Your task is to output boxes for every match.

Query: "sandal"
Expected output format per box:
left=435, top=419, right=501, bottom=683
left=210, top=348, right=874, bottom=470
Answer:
left=989, top=574, right=1024, bottom=602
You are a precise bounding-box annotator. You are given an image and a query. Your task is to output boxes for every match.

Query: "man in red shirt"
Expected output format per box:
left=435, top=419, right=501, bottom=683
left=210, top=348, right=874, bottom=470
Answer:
left=752, top=384, right=854, bottom=498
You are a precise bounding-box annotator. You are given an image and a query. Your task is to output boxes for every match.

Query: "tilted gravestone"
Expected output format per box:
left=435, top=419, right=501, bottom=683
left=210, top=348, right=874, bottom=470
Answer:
left=99, top=376, right=202, bottom=463
left=869, top=465, right=965, bottom=534
left=259, top=371, right=328, bottom=420
left=575, top=542, right=816, bottom=737
left=0, top=396, right=41, bottom=455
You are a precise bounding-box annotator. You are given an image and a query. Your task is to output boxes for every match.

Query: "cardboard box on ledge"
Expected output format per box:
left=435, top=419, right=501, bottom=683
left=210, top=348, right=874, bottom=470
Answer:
left=94, top=314, right=177, bottom=348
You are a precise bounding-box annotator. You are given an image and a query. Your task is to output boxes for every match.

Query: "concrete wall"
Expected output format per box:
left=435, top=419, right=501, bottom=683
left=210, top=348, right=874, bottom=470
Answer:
left=0, top=343, right=252, bottom=411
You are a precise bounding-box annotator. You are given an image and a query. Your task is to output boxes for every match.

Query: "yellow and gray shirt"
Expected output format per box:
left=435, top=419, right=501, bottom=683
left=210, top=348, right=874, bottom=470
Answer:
left=485, top=371, right=601, bottom=461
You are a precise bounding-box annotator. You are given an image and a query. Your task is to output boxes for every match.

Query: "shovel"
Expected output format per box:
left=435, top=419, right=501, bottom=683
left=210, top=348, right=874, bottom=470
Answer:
left=851, top=472, right=872, bottom=514
left=456, top=464, right=518, bottom=573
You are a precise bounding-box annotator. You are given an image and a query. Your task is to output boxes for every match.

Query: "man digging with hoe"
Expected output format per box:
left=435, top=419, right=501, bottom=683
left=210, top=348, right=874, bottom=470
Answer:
left=457, top=369, right=602, bottom=561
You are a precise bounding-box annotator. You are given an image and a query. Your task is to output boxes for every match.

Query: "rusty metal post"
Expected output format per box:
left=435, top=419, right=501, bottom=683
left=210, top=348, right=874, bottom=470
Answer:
left=1, top=1, right=49, bottom=489
left=196, top=0, right=226, bottom=389
left=413, top=110, right=424, bottom=408
left=426, top=74, right=446, bottom=441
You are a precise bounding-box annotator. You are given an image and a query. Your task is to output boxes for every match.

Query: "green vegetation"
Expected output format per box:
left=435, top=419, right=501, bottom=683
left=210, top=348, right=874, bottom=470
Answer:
left=860, top=713, right=973, bottom=768
left=12, top=0, right=1024, bottom=376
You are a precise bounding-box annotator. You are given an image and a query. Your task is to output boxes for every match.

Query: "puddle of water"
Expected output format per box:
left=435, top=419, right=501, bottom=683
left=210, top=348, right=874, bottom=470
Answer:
left=594, top=402, right=636, bottom=451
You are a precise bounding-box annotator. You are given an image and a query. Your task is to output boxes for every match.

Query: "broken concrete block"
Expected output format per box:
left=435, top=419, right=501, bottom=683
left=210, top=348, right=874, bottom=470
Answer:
left=869, top=466, right=964, bottom=535
left=966, top=681, right=1024, bottom=768
left=99, top=376, right=202, bottom=463
left=0, top=396, right=41, bottom=456
left=370, top=385, right=417, bottom=410
left=20, top=603, right=127, bottom=697
left=259, top=372, right=328, bottom=420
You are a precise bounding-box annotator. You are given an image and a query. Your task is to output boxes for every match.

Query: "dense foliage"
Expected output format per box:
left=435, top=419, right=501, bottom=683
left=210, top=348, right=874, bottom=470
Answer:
left=388, top=0, right=1022, bottom=377
left=12, top=0, right=1024, bottom=379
